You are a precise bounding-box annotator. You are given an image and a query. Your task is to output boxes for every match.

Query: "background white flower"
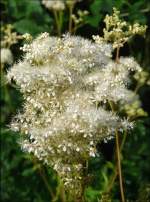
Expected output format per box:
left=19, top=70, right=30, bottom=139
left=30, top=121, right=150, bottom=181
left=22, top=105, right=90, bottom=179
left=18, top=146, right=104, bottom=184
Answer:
left=1, top=48, right=13, bottom=65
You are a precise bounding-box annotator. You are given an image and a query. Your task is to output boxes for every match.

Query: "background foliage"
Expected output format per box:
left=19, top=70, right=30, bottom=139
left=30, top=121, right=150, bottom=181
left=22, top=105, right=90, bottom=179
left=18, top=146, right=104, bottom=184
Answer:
left=1, top=0, right=150, bottom=201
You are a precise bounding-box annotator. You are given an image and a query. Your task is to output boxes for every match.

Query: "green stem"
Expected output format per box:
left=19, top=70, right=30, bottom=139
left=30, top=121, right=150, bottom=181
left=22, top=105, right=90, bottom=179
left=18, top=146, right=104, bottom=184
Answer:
left=108, top=100, right=126, bottom=202
left=53, top=11, right=61, bottom=36
left=115, top=46, right=125, bottom=202
left=68, top=4, right=74, bottom=34
left=58, top=11, right=63, bottom=33
left=134, top=83, right=142, bottom=94
left=72, top=23, right=83, bottom=35
left=121, top=8, right=150, bottom=17
left=106, top=47, right=141, bottom=193
left=52, top=177, right=66, bottom=202
left=107, top=130, right=127, bottom=193
left=116, top=47, right=120, bottom=63
left=115, top=129, right=125, bottom=202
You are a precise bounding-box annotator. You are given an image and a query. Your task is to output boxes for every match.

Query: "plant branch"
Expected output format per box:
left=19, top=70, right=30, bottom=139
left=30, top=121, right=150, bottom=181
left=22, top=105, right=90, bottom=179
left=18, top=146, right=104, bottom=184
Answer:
left=107, top=130, right=127, bottom=193
left=121, top=8, right=150, bottom=17
left=108, top=100, right=126, bottom=202
left=115, top=129, right=125, bottom=202
left=108, top=44, right=126, bottom=202
left=68, top=4, right=74, bottom=34
left=53, top=11, right=61, bottom=37
left=106, top=58, right=143, bottom=194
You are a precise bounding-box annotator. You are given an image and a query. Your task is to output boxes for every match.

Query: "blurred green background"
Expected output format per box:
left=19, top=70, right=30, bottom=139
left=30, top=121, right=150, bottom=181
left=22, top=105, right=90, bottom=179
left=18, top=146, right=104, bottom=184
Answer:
left=1, top=0, right=150, bottom=201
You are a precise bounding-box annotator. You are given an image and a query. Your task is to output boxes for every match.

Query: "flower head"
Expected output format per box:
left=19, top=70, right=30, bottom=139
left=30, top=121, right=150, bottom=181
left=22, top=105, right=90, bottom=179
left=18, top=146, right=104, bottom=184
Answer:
left=42, top=0, right=65, bottom=11
left=7, top=33, right=135, bottom=195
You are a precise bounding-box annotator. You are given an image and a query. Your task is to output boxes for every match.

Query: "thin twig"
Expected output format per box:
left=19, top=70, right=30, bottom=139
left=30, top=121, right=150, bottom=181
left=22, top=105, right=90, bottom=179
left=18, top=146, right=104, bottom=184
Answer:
left=107, top=45, right=126, bottom=201
left=116, top=47, right=120, bottom=63
left=68, top=4, right=74, bottom=34
left=121, top=8, right=150, bottom=17
left=114, top=47, right=126, bottom=202
left=106, top=68, right=142, bottom=193
left=53, top=11, right=61, bottom=36
left=115, top=129, right=125, bottom=202
left=108, top=101, right=126, bottom=202
left=107, top=130, right=128, bottom=193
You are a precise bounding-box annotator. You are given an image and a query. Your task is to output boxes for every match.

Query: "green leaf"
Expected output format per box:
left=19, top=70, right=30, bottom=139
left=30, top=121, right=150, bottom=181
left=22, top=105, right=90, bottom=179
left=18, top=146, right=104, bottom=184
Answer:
left=7, top=0, right=53, bottom=36
left=13, top=18, right=51, bottom=36
left=13, top=19, right=41, bottom=35
left=86, top=0, right=103, bottom=27
left=129, top=0, right=148, bottom=23
left=86, top=187, right=100, bottom=202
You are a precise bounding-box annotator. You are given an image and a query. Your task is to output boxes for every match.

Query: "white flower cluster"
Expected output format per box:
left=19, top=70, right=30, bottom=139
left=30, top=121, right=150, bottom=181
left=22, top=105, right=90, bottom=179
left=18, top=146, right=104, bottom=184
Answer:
left=1, top=48, right=13, bottom=65
left=42, top=0, right=65, bottom=11
left=7, top=33, right=138, bottom=195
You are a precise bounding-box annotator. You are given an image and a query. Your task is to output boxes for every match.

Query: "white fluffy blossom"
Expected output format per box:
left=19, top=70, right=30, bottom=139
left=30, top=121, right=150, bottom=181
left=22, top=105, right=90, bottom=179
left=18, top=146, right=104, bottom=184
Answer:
left=42, top=0, right=65, bottom=11
left=7, top=33, right=136, bottom=195
left=1, top=48, right=13, bottom=65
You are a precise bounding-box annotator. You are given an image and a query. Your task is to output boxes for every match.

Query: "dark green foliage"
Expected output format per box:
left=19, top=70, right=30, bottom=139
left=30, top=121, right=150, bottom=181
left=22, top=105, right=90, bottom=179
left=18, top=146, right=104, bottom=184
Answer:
left=85, top=0, right=149, bottom=29
left=1, top=128, right=57, bottom=202
left=85, top=0, right=103, bottom=28
left=1, top=0, right=53, bottom=36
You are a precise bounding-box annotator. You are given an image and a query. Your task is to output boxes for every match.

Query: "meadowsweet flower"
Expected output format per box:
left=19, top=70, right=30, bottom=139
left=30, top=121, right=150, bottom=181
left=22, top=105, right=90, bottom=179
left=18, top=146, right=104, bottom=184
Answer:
left=42, top=0, right=65, bottom=11
left=134, top=70, right=149, bottom=85
left=93, top=8, right=147, bottom=49
left=7, top=32, right=137, bottom=196
left=0, top=24, right=23, bottom=69
left=1, top=24, right=22, bottom=48
left=71, top=10, right=89, bottom=28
